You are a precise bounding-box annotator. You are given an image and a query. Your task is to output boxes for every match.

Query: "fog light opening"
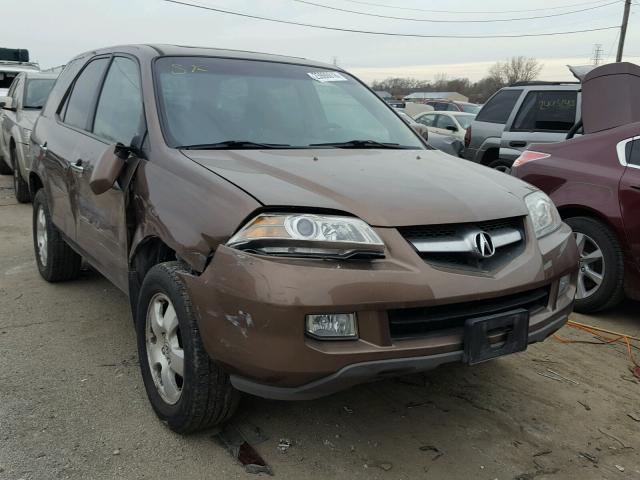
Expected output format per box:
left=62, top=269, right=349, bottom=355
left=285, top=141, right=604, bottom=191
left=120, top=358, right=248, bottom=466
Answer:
left=558, top=274, right=571, bottom=297
left=306, top=313, right=358, bottom=340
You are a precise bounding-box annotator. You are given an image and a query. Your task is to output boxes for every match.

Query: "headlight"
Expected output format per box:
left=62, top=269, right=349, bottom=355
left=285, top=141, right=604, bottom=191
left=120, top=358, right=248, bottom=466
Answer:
left=227, top=213, right=384, bottom=258
left=524, top=191, right=561, bottom=238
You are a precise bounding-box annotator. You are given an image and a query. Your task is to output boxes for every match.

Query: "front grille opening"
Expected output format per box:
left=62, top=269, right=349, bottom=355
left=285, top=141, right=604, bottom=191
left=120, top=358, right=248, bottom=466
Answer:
left=399, top=216, right=526, bottom=271
left=388, top=286, right=549, bottom=340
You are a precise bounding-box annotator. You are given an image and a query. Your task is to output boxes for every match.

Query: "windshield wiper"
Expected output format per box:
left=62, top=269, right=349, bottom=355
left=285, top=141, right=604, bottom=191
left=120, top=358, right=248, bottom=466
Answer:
left=178, top=140, right=292, bottom=150
left=309, top=140, right=414, bottom=149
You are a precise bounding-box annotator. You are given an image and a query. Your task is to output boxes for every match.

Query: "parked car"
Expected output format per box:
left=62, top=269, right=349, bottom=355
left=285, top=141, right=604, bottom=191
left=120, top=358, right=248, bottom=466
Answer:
left=414, top=111, right=476, bottom=142
left=424, top=99, right=481, bottom=114
left=465, top=83, right=580, bottom=173
left=30, top=44, right=577, bottom=433
left=0, top=51, right=39, bottom=96
left=397, top=111, right=429, bottom=140
left=427, top=130, right=465, bottom=158
left=0, top=71, right=58, bottom=201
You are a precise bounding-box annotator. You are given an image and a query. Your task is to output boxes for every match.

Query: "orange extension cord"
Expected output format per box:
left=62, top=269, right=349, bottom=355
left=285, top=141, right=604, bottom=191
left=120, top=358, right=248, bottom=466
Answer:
left=554, top=320, right=640, bottom=371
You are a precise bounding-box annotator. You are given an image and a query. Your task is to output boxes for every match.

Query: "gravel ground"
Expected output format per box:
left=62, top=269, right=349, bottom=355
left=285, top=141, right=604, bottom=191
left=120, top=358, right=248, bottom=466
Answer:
left=1, top=175, right=639, bottom=480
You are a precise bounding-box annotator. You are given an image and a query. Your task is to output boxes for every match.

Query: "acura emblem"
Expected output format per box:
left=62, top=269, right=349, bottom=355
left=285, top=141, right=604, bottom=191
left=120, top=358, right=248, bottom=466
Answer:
left=474, top=232, right=495, bottom=258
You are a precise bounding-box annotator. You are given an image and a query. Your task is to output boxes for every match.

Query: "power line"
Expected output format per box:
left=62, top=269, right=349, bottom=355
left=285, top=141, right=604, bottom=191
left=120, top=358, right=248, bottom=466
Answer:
left=162, top=0, right=620, bottom=39
left=293, top=0, right=621, bottom=23
left=341, top=0, right=617, bottom=14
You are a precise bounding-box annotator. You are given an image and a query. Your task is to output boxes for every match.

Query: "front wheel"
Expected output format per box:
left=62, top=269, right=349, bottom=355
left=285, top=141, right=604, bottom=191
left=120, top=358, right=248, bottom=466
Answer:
left=136, top=262, right=239, bottom=433
left=566, top=216, right=625, bottom=313
left=487, top=159, right=513, bottom=174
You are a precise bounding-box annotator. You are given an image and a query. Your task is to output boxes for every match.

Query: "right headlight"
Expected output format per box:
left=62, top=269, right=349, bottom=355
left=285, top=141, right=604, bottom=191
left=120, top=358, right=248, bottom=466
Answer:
left=226, top=213, right=385, bottom=259
left=524, top=190, right=561, bottom=238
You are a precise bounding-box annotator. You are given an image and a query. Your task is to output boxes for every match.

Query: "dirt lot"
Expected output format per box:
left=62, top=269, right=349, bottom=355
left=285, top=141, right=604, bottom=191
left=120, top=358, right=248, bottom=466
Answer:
left=1, top=175, right=639, bottom=480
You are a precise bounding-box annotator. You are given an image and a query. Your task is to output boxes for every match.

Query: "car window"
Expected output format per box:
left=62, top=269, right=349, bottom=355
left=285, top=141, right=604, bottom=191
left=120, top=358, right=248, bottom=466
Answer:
left=24, top=79, right=56, bottom=109
left=415, top=113, right=435, bottom=127
left=629, top=140, right=640, bottom=166
left=436, top=115, right=456, bottom=130
left=434, top=102, right=448, bottom=111
left=93, top=57, right=144, bottom=145
left=455, top=115, right=475, bottom=130
left=475, top=89, right=522, bottom=124
left=511, top=90, right=578, bottom=132
left=447, top=103, right=458, bottom=111
left=62, top=57, right=109, bottom=130
left=461, top=104, right=481, bottom=114
left=0, top=71, right=18, bottom=90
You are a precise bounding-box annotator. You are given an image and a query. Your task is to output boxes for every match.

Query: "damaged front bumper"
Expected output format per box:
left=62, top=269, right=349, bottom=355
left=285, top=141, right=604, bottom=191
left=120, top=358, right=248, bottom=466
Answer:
left=180, top=222, right=578, bottom=400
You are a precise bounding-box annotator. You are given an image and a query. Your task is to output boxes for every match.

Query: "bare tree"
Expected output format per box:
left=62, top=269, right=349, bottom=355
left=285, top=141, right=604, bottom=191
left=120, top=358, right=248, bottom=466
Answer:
left=489, top=56, right=543, bottom=85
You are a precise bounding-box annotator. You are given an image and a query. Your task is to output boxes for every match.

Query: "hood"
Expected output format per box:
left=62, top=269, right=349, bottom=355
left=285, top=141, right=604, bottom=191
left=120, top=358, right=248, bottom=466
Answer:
left=184, top=149, right=531, bottom=227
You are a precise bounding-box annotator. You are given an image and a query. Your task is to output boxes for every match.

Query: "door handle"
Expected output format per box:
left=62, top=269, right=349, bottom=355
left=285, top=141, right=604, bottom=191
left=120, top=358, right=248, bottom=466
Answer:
left=39, top=143, right=48, bottom=154
left=70, top=159, right=84, bottom=174
left=509, top=141, right=527, bottom=147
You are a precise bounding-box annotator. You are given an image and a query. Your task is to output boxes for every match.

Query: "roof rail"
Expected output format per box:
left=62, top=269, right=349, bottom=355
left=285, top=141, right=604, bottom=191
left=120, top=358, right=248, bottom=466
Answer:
left=510, top=80, right=580, bottom=86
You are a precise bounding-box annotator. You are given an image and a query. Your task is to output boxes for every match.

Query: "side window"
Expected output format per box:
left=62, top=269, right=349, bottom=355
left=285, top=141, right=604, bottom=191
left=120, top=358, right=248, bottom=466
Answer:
left=436, top=115, right=456, bottom=130
left=416, top=114, right=435, bottom=127
left=93, top=57, right=144, bottom=145
left=447, top=103, right=458, bottom=111
left=435, top=102, right=448, bottom=111
left=62, top=57, right=109, bottom=130
left=476, top=89, right=522, bottom=124
left=629, top=140, right=640, bottom=166
left=511, top=90, right=577, bottom=132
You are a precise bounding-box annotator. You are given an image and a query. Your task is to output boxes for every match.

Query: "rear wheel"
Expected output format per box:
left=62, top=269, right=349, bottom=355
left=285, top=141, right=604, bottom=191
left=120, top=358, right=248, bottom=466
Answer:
left=32, top=189, right=82, bottom=282
left=136, top=262, right=239, bottom=433
left=565, top=216, right=625, bottom=313
left=488, top=159, right=513, bottom=174
left=11, top=146, right=31, bottom=203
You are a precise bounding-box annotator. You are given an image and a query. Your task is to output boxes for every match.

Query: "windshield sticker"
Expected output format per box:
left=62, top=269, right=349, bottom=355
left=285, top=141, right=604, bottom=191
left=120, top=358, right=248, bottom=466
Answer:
left=307, top=71, right=348, bottom=82
left=170, top=64, right=209, bottom=75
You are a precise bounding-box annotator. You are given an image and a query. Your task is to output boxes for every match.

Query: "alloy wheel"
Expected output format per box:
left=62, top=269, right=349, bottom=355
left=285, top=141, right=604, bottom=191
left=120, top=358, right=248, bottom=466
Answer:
left=574, top=232, right=605, bottom=299
left=36, top=206, right=48, bottom=267
left=146, top=293, right=185, bottom=404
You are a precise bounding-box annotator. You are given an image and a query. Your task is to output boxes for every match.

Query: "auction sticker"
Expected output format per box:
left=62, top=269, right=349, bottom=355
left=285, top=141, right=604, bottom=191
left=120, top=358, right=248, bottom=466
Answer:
left=307, top=71, right=348, bottom=82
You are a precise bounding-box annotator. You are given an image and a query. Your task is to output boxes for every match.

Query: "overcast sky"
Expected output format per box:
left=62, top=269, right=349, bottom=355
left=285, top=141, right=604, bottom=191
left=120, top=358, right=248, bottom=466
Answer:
left=3, top=0, right=639, bottom=83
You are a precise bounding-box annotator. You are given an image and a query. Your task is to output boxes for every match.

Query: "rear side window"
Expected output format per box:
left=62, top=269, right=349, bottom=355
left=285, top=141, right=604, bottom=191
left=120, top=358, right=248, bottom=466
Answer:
left=628, top=140, right=640, bottom=166
left=476, top=89, right=522, bottom=124
left=62, top=58, right=109, bottom=130
left=511, top=90, right=577, bottom=132
left=93, top=57, right=144, bottom=145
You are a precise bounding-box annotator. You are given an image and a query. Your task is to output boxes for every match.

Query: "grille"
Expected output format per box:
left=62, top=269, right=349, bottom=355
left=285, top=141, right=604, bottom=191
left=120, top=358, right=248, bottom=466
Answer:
left=388, top=286, right=549, bottom=340
left=399, top=216, right=525, bottom=270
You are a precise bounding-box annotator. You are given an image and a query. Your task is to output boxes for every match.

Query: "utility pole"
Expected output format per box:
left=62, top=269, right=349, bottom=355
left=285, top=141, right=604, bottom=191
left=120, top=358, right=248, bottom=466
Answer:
left=616, top=0, right=631, bottom=62
left=591, top=44, right=603, bottom=65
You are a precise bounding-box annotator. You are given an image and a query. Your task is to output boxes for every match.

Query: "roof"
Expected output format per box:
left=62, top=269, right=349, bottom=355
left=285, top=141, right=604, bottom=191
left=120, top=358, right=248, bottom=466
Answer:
left=23, top=71, right=59, bottom=80
left=0, top=61, right=40, bottom=74
left=403, top=92, right=463, bottom=99
left=74, top=44, right=338, bottom=70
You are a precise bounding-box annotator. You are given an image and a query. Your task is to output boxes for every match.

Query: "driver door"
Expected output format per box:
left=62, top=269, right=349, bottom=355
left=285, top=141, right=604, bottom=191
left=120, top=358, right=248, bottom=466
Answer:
left=620, top=138, right=640, bottom=269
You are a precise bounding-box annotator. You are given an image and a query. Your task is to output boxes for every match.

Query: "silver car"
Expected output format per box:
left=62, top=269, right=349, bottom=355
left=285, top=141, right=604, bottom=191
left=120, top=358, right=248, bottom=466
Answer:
left=0, top=72, right=58, bottom=202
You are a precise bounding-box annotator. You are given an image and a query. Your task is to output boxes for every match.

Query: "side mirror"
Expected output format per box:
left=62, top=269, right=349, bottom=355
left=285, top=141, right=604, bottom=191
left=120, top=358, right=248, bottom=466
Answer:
left=0, top=96, right=13, bottom=110
left=89, top=144, right=130, bottom=195
left=445, top=125, right=458, bottom=132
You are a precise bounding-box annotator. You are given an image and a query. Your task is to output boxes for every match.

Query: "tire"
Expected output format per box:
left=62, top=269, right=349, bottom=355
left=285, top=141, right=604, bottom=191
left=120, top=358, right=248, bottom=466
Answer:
left=0, top=154, right=11, bottom=175
left=487, top=158, right=513, bottom=174
left=11, top=146, right=31, bottom=203
left=136, top=262, right=239, bottom=433
left=32, top=189, right=82, bottom=282
left=565, top=216, right=625, bottom=313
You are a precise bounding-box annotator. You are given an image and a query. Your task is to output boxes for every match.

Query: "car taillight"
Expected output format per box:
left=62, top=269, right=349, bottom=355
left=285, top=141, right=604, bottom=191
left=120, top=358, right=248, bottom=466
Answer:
left=464, top=125, right=471, bottom=148
left=513, top=150, right=551, bottom=168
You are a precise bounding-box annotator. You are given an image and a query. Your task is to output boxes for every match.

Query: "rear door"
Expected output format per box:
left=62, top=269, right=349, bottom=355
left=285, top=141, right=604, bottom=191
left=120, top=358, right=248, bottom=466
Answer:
left=619, top=137, right=640, bottom=268
left=70, top=55, right=145, bottom=292
left=40, top=57, right=110, bottom=238
left=500, top=88, right=579, bottom=162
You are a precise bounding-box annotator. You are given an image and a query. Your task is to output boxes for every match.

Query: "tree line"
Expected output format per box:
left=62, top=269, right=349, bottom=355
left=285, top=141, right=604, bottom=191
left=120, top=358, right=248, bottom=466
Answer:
left=370, top=56, right=543, bottom=104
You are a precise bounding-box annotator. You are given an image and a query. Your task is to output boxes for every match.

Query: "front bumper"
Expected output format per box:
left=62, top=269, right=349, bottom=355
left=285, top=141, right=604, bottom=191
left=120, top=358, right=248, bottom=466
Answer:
left=181, top=221, right=578, bottom=400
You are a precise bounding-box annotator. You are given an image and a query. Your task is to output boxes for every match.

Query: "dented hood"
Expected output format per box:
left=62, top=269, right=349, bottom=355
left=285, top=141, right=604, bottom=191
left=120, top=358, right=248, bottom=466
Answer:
left=183, top=149, right=530, bottom=227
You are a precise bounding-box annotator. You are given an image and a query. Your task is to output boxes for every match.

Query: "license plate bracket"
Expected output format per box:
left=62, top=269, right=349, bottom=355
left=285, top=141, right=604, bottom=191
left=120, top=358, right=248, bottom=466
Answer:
left=463, top=309, right=530, bottom=365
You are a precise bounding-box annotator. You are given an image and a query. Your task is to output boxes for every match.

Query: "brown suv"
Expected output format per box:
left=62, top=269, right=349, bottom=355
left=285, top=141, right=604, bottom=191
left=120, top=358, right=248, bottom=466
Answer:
left=29, top=45, right=578, bottom=433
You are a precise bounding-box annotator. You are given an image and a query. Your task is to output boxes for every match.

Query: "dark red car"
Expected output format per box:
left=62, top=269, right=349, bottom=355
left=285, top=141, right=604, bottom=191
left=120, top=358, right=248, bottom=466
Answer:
left=512, top=122, right=640, bottom=312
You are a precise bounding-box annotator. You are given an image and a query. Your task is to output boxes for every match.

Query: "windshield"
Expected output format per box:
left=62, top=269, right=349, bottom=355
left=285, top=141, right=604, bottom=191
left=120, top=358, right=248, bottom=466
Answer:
left=460, top=104, right=481, bottom=114
left=154, top=57, right=424, bottom=149
left=455, top=114, right=475, bottom=129
left=24, top=78, right=56, bottom=108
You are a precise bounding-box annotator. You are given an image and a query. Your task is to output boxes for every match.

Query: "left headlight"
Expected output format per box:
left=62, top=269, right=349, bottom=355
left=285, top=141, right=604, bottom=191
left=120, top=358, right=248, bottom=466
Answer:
left=524, top=191, right=561, bottom=238
left=226, top=213, right=385, bottom=259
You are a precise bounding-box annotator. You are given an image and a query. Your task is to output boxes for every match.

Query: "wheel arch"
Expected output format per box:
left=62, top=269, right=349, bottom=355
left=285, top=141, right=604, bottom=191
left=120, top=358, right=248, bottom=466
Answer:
left=29, top=171, right=44, bottom=196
